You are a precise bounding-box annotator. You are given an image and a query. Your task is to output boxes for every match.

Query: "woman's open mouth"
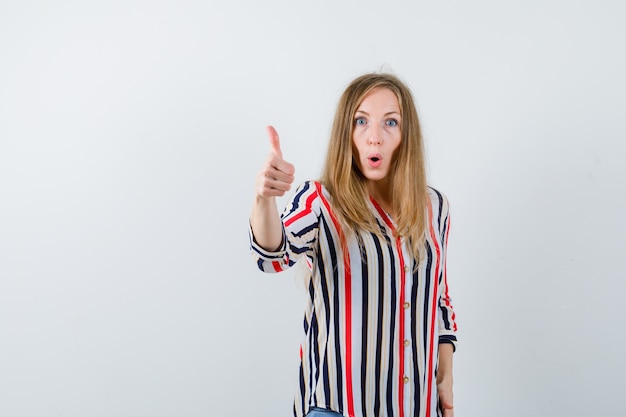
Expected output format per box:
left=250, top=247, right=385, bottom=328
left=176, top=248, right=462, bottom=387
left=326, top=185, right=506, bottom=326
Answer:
left=367, top=154, right=382, bottom=168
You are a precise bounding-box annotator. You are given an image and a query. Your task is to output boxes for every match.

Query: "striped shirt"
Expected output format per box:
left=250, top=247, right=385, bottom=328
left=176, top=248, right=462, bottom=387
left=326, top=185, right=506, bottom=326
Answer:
left=250, top=181, right=458, bottom=417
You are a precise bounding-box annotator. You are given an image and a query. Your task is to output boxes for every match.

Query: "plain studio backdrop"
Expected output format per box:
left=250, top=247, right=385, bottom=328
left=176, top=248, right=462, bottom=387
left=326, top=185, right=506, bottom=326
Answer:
left=1, top=1, right=625, bottom=416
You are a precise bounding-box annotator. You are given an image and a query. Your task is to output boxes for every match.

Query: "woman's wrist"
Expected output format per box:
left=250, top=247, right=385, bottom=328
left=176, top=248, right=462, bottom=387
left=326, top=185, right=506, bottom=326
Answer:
left=437, top=375, right=453, bottom=389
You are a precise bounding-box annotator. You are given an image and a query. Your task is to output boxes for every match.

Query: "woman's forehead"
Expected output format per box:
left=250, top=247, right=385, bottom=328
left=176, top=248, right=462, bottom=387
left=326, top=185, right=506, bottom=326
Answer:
left=356, top=87, right=401, bottom=113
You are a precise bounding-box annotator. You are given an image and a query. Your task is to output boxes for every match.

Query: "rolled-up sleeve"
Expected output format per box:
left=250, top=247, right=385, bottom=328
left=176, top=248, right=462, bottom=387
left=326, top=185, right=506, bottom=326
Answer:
left=249, top=181, right=321, bottom=273
left=436, top=193, right=458, bottom=351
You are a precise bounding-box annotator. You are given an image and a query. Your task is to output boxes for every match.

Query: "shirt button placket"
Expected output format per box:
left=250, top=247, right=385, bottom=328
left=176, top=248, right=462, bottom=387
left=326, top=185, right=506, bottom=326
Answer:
left=402, top=259, right=411, bottom=415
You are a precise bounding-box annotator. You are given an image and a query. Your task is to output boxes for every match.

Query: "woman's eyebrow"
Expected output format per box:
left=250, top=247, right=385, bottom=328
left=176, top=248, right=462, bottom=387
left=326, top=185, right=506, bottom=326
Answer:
left=355, top=110, right=401, bottom=118
left=355, top=109, right=400, bottom=116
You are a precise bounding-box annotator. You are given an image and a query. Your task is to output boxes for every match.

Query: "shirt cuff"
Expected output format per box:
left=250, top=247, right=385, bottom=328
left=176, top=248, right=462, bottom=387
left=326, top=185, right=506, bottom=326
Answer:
left=438, top=335, right=458, bottom=352
left=248, top=222, right=287, bottom=260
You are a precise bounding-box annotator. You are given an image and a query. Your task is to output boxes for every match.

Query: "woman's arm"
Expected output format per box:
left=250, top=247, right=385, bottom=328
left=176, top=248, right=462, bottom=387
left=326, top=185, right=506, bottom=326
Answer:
left=435, top=190, right=456, bottom=416
left=250, top=195, right=284, bottom=251
left=437, top=343, right=454, bottom=417
left=250, top=126, right=295, bottom=251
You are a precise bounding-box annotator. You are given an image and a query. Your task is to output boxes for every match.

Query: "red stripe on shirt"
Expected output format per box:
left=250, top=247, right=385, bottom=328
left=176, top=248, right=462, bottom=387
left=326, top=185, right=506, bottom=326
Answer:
left=442, top=214, right=457, bottom=331
left=395, top=235, right=406, bottom=417
left=271, top=261, right=283, bottom=272
left=315, top=182, right=355, bottom=417
left=284, top=188, right=318, bottom=227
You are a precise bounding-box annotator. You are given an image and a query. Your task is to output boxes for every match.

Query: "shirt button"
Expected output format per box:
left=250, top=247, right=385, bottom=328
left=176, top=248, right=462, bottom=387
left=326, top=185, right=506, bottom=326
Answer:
left=403, top=376, right=409, bottom=384
left=403, top=302, right=410, bottom=309
left=404, top=265, right=409, bottom=272
left=404, top=339, right=410, bottom=347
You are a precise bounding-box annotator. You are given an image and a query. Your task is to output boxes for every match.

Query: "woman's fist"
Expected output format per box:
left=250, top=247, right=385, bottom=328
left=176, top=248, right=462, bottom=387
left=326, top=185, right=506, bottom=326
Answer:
left=255, top=126, right=295, bottom=198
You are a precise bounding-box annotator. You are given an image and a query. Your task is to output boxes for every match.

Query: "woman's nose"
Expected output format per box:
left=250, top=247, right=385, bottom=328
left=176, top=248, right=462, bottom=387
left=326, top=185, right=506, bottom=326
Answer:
left=368, top=125, right=383, bottom=145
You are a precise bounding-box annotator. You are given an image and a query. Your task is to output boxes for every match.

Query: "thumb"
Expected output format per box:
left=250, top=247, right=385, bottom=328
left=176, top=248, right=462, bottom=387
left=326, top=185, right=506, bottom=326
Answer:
left=266, top=125, right=283, bottom=158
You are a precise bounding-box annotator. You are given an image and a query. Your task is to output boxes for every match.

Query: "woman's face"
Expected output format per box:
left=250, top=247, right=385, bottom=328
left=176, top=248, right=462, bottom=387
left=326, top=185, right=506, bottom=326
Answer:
left=352, top=87, right=402, bottom=187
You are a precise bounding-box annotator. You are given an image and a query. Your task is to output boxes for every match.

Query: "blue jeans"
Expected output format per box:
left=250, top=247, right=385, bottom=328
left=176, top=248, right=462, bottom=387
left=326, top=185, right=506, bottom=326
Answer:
left=305, top=407, right=343, bottom=417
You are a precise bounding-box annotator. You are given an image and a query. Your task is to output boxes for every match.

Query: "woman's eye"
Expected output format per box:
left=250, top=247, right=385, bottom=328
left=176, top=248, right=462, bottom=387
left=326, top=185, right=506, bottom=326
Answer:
left=386, top=119, right=398, bottom=127
left=355, top=117, right=366, bottom=126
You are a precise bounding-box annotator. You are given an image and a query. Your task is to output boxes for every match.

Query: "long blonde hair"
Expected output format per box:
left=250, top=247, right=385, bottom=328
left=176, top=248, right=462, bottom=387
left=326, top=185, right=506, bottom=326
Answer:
left=320, top=73, right=428, bottom=261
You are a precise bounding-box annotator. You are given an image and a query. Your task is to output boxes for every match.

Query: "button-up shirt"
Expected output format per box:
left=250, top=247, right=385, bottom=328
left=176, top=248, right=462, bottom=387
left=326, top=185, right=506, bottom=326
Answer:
left=250, top=181, right=458, bottom=417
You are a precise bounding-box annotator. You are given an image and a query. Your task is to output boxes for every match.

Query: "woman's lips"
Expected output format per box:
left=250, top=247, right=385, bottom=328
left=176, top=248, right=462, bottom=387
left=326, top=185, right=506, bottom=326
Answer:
left=367, top=153, right=382, bottom=168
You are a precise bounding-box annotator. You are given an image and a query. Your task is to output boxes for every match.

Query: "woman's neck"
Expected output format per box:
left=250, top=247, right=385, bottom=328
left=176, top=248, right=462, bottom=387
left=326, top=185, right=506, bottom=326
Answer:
left=367, top=180, right=394, bottom=216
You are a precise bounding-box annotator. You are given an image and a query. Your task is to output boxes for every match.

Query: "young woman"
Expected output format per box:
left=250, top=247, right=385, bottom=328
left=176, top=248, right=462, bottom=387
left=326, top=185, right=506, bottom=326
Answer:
left=249, top=73, right=458, bottom=417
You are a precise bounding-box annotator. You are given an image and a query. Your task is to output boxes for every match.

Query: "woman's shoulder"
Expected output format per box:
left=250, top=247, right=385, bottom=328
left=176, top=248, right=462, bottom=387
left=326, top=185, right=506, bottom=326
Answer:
left=281, top=180, right=326, bottom=223
left=293, top=180, right=330, bottom=199
left=426, top=186, right=450, bottom=212
left=293, top=180, right=320, bottom=195
left=285, top=180, right=326, bottom=211
left=427, top=185, right=448, bottom=201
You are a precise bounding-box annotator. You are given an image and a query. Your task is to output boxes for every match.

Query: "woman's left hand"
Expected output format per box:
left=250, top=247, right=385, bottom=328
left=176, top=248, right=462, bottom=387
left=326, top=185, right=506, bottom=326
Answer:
left=438, top=382, right=454, bottom=417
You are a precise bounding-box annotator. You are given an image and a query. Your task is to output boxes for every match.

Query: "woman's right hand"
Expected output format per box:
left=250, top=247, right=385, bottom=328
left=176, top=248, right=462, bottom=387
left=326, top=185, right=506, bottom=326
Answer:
left=250, top=126, right=295, bottom=251
left=255, top=126, right=295, bottom=198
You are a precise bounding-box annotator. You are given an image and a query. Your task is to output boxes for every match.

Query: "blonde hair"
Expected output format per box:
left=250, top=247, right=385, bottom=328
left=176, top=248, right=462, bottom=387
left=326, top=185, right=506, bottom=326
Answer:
left=320, top=73, right=428, bottom=261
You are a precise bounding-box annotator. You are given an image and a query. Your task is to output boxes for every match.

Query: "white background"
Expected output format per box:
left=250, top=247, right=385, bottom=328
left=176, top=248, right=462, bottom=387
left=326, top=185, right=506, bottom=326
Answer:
left=1, top=1, right=625, bottom=416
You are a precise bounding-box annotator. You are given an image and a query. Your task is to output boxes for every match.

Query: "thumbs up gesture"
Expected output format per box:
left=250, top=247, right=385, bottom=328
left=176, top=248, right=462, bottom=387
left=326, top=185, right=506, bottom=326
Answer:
left=256, top=126, right=296, bottom=198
